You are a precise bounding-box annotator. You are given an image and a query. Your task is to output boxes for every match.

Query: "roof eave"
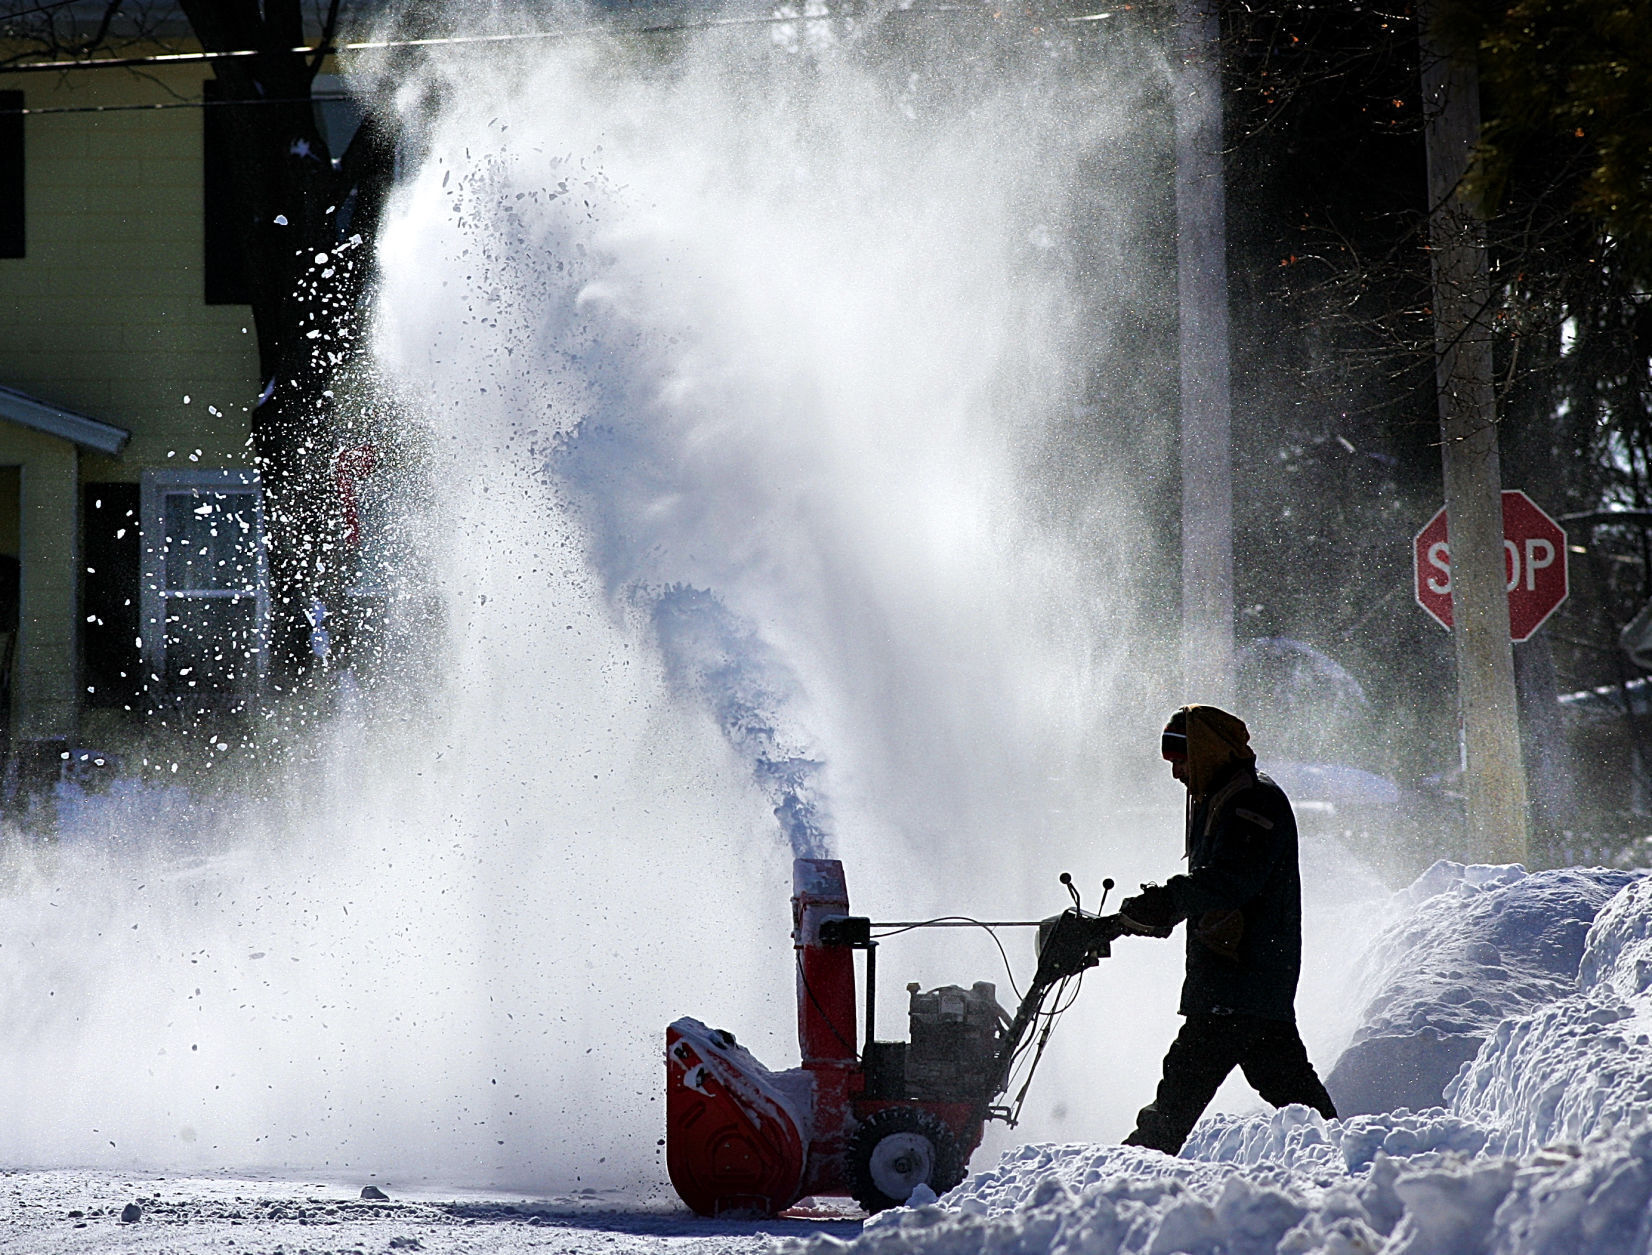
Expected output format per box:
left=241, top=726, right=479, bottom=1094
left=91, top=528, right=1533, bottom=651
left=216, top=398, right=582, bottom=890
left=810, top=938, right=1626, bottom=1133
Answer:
left=0, top=385, right=131, bottom=456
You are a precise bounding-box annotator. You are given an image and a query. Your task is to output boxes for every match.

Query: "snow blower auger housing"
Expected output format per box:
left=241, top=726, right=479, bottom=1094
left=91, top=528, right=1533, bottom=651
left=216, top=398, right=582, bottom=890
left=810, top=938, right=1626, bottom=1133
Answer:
left=665, top=857, right=1139, bottom=1217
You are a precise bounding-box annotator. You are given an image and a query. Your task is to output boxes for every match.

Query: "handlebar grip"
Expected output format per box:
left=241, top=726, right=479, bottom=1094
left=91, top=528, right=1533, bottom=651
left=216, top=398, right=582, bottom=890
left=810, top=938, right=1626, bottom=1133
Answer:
left=1112, top=912, right=1174, bottom=939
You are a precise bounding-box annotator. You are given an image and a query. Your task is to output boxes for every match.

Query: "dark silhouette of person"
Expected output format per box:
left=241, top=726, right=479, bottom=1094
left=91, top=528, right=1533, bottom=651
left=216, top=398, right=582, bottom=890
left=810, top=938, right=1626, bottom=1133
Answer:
left=1117, top=704, right=1337, bottom=1154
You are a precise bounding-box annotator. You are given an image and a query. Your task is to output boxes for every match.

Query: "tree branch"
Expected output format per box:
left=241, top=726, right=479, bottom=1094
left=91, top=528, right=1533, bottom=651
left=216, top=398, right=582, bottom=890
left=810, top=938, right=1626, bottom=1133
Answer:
left=75, top=0, right=125, bottom=54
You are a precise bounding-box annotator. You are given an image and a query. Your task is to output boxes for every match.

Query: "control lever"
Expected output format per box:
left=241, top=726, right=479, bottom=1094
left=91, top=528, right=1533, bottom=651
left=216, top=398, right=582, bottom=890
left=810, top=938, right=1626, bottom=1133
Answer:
left=1060, top=871, right=1082, bottom=912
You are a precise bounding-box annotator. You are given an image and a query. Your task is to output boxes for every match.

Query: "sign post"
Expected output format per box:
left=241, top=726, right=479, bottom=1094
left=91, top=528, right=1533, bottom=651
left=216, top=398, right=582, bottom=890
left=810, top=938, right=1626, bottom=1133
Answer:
left=1176, top=0, right=1235, bottom=705
left=1414, top=490, right=1569, bottom=865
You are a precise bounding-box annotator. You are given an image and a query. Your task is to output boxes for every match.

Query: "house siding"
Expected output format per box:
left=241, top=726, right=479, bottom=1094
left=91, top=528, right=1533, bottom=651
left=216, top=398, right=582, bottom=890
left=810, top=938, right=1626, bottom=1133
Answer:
left=0, top=424, right=78, bottom=738
left=0, top=64, right=259, bottom=482
left=0, top=58, right=269, bottom=742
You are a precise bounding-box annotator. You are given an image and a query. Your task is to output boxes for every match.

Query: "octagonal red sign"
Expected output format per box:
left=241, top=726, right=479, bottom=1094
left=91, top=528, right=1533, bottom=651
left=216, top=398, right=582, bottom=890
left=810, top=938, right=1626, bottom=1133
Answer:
left=1414, top=489, right=1569, bottom=642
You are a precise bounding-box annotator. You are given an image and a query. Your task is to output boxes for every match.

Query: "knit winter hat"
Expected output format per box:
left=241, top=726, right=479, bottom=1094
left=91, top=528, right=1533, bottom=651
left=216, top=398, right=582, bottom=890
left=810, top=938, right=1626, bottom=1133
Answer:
left=1169, top=704, right=1255, bottom=799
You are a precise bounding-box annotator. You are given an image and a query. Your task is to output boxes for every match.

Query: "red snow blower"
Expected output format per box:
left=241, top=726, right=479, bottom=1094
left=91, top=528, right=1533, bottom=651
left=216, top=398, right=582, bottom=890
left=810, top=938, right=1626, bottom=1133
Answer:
left=665, top=857, right=1149, bottom=1216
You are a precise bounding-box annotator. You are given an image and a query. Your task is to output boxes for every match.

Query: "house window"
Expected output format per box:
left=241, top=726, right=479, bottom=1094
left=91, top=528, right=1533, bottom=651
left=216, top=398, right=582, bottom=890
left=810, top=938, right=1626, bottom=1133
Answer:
left=0, top=90, right=23, bottom=258
left=140, top=470, right=268, bottom=696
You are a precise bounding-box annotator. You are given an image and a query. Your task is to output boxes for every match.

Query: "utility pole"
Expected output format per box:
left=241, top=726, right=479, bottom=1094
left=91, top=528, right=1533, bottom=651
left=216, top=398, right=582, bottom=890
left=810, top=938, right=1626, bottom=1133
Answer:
left=1174, top=0, right=1235, bottom=706
left=1419, top=1, right=1529, bottom=862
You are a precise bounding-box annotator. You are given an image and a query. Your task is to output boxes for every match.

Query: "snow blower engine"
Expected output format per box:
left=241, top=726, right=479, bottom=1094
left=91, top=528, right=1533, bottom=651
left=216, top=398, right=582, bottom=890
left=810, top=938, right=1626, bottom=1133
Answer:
left=665, top=857, right=1151, bottom=1216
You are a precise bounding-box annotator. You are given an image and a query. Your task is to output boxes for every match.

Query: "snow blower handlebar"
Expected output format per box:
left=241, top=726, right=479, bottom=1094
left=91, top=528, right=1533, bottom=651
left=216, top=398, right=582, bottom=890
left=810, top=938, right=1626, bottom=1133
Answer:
left=827, top=871, right=1163, bottom=1127
left=978, top=908, right=1120, bottom=1112
left=978, top=876, right=1172, bottom=1125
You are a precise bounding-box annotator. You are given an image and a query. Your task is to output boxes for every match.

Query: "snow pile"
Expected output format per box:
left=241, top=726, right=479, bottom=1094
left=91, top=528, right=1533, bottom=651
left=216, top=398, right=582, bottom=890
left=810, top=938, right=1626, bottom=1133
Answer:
left=794, top=1115, right=1652, bottom=1255
left=1451, top=874, right=1652, bottom=1157
left=792, top=863, right=1652, bottom=1255
left=1326, top=862, right=1639, bottom=1115
left=1181, top=1106, right=1490, bottom=1174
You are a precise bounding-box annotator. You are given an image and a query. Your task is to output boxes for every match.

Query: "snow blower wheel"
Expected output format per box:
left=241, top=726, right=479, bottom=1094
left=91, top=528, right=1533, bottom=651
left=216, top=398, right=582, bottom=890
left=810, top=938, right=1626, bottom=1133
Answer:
left=847, top=1107, right=965, bottom=1213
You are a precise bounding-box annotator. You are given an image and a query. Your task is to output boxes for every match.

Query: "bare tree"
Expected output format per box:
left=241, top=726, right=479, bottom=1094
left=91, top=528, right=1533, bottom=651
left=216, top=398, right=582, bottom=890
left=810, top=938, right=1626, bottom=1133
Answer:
left=1216, top=0, right=1652, bottom=839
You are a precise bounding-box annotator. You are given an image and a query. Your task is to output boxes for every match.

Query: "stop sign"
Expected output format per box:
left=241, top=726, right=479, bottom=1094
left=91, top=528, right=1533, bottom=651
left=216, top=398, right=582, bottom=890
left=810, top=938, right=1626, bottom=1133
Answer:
left=1414, top=490, right=1569, bottom=641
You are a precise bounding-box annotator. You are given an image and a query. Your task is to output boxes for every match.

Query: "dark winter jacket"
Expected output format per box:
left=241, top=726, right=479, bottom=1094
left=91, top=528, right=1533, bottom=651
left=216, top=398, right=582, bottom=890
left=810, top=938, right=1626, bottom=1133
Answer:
left=1163, top=760, right=1303, bottom=1023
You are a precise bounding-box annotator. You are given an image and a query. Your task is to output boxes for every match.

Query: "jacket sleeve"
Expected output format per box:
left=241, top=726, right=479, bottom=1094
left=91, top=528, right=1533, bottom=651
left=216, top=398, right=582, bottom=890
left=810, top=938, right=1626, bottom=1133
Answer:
left=1164, top=786, right=1288, bottom=918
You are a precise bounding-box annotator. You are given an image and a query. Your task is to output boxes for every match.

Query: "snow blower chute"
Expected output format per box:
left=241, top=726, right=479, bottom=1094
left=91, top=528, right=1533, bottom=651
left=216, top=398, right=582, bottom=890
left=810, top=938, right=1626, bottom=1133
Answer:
left=665, top=857, right=1147, bottom=1216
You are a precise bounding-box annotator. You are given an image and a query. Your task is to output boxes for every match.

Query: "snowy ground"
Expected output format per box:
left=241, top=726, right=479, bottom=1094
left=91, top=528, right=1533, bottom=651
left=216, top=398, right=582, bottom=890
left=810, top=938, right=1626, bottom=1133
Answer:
left=0, top=1172, right=862, bottom=1254
left=11, top=861, right=1652, bottom=1255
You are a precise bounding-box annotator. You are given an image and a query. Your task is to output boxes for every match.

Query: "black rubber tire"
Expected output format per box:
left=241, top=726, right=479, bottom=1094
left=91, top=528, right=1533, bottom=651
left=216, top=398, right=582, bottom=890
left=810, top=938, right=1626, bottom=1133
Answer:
left=846, top=1107, right=966, bottom=1213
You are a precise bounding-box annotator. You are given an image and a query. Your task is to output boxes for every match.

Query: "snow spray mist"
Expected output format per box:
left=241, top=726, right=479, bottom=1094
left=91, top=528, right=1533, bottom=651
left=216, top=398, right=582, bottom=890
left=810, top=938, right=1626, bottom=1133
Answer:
left=0, top=7, right=1374, bottom=1191
left=370, top=14, right=1203, bottom=1169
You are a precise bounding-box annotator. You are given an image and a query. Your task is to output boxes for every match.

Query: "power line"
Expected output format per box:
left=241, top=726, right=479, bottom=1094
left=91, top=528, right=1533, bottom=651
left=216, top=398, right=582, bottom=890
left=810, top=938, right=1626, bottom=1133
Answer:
left=0, top=5, right=1116, bottom=76
left=6, top=92, right=352, bottom=116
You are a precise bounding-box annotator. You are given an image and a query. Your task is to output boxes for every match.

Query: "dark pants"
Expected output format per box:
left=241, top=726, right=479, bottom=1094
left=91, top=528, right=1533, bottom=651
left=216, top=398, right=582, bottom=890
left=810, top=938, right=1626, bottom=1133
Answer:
left=1124, top=1012, right=1337, bottom=1154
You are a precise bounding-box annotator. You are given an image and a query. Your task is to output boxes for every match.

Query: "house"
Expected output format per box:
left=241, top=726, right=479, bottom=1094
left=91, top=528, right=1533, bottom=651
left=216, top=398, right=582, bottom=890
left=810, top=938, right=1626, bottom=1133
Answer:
left=0, top=14, right=363, bottom=761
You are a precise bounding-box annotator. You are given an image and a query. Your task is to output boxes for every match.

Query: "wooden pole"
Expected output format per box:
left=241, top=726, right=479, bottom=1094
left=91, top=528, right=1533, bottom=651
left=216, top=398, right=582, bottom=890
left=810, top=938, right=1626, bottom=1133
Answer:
left=1175, top=0, right=1235, bottom=706
left=1418, top=2, right=1529, bottom=863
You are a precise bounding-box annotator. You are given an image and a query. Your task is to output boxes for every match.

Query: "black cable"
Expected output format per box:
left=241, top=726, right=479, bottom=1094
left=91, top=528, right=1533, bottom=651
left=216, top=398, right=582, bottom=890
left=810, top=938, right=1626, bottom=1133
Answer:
left=1004, top=971, right=1084, bottom=1125
left=793, top=948, right=858, bottom=1057
left=1010, top=1010, right=1060, bottom=1123
left=999, top=983, right=1058, bottom=1093
left=992, top=961, right=1097, bottom=1126
left=870, top=914, right=1001, bottom=937
left=871, top=915, right=1026, bottom=1002
left=811, top=909, right=1102, bottom=1122
left=1043, top=974, right=1086, bottom=1017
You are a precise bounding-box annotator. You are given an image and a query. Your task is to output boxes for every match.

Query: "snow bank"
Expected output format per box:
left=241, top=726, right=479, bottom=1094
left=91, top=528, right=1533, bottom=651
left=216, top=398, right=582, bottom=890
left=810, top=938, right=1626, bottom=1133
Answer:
left=1451, top=874, right=1652, bottom=1157
left=791, top=1111, right=1652, bottom=1255
left=795, top=1114, right=1652, bottom=1255
left=789, top=863, right=1652, bottom=1255
left=1326, top=862, right=1638, bottom=1116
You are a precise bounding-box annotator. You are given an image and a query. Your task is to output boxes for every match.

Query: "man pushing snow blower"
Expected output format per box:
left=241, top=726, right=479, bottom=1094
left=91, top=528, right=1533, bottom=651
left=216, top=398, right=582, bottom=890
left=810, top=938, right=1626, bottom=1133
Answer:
left=1116, top=705, right=1338, bottom=1155
left=661, top=706, right=1333, bottom=1216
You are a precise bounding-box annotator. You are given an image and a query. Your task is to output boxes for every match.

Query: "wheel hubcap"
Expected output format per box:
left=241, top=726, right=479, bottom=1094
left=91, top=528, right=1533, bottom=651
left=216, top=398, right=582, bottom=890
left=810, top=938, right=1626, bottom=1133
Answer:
left=868, top=1132, right=935, bottom=1201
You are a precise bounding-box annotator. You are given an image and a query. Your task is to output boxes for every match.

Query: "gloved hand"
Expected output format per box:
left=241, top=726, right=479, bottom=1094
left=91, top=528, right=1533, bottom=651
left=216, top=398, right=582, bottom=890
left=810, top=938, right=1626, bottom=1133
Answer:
left=1119, top=882, right=1178, bottom=935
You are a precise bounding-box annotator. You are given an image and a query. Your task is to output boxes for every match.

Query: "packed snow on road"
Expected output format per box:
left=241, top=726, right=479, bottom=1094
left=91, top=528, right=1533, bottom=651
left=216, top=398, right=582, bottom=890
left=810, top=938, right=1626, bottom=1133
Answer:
left=0, top=1173, right=863, bottom=1254
left=6, top=858, right=1652, bottom=1253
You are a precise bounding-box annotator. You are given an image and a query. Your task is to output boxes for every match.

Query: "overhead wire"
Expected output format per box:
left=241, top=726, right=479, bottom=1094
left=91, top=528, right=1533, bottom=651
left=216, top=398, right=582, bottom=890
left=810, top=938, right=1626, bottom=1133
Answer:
left=1, top=92, right=352, bottom=116
left=0, top=4, right=1121, bottom=76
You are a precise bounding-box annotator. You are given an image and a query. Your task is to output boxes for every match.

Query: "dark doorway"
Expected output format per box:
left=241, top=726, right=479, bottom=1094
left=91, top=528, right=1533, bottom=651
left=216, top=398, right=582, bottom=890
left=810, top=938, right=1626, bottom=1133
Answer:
left=81, top=483, right=141, bottom=708
left=0, top=467, right=17, bottom=742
